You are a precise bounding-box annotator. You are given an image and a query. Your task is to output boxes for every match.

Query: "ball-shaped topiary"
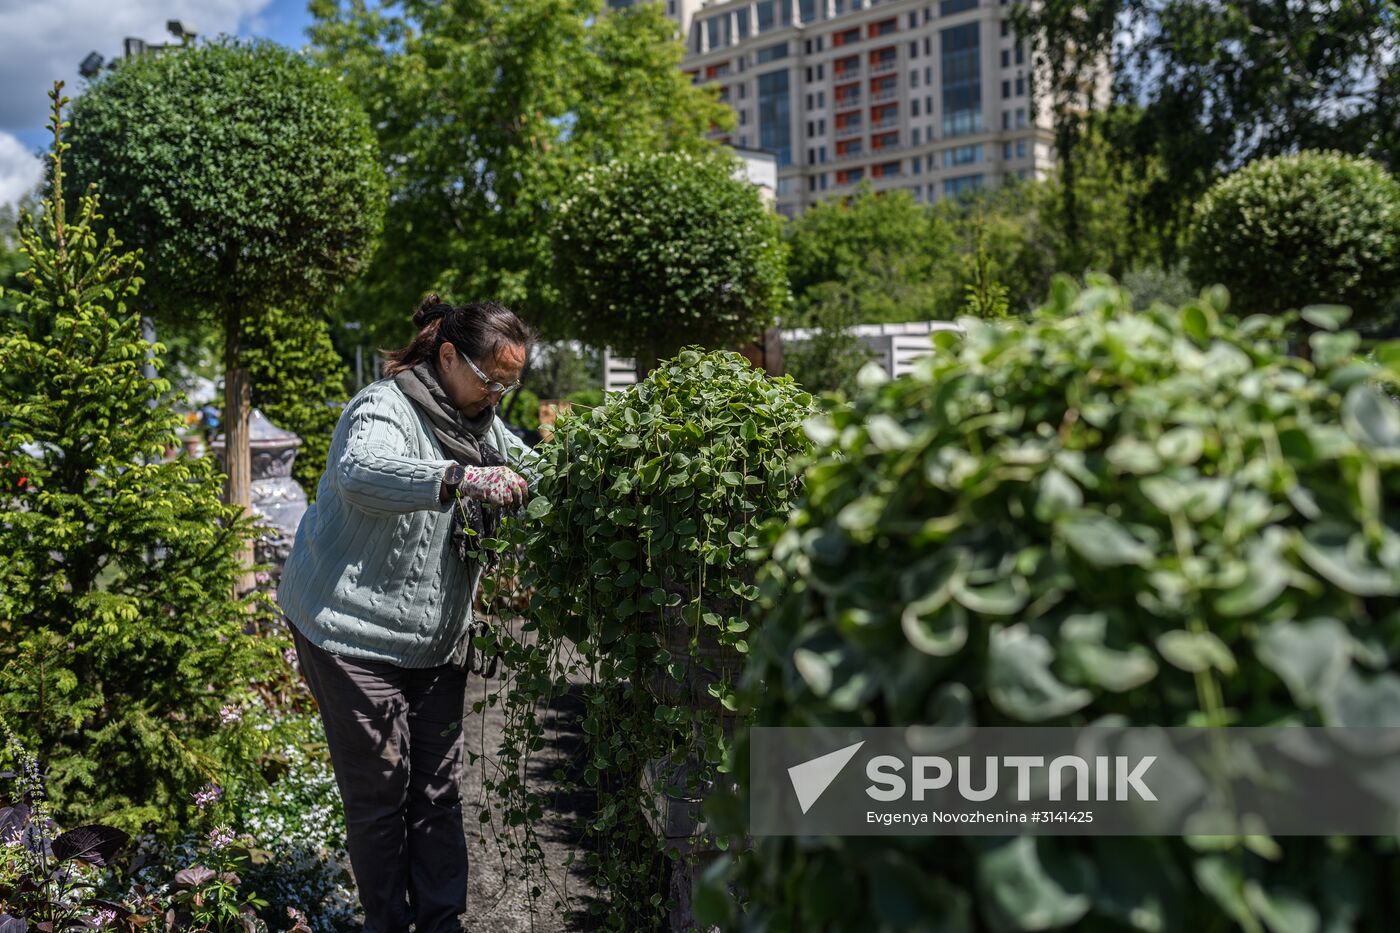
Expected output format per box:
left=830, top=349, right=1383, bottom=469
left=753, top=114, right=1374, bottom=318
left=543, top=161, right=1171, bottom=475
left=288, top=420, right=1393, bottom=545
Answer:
left=488, top=349, right=814, bottom=928
left=64, top=38, right=386, bottom=326
left=550, top=151, right=788, bottom=374
left=1187, top=150, right=1400, bottom=323
left=712, top=278, right=1400, bottom=930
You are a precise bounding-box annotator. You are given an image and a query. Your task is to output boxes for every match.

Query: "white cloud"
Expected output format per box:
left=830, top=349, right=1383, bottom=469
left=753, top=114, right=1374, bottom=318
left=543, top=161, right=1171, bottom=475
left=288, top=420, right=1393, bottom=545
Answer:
left=0, top=0, right=275, bottom=135
left=0, top=131, right=43, bottom=208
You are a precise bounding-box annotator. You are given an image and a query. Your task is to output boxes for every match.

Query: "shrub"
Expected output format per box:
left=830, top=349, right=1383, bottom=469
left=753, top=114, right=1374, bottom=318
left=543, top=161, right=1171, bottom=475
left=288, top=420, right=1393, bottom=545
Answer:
left=488, top=349, right=815, bottom=929
left=782, top=282, right=877, bottom=396
left=550, top=152, right=787, bottom=374
left=0, top=87, right=280, bottom=834
left=233, top=713, right=355, bottom=933
left=1187, top=151, right=1400, bottom=323
left=243, top=307, right=352, bottom=502
left=710, top=278, right=1400, bottom=929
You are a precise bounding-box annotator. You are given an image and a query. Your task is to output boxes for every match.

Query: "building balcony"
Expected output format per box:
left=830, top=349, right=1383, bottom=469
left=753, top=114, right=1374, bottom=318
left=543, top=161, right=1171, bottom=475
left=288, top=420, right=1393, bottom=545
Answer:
left=836, top=122, right=864, bottom=138
left=833, top=63, right=862, bottom=80
left=871, top=115, right=899, bottom=130
left=834, top=95, right=862, bottom=109
left=869, top=58, right=899, bottom=75
left=870, top=86, right=900, bottom=102
left=836, top=147, right=866, bottom=161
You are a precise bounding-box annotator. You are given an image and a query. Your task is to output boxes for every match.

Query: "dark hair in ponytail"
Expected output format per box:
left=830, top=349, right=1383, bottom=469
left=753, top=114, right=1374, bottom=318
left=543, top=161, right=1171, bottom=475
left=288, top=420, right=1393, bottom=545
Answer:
left=382, top=294, right=534, bottom=376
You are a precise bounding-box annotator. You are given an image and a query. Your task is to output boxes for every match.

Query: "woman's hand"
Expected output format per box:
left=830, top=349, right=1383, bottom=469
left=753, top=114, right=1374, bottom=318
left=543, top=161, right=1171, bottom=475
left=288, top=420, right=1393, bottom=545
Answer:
left=457, top=465, right=529, bottom=509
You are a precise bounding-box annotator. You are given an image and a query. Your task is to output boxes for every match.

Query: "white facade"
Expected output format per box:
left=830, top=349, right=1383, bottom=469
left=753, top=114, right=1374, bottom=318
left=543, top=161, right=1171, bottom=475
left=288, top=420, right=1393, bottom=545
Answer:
left=672, top=0, right=1059, bottom=217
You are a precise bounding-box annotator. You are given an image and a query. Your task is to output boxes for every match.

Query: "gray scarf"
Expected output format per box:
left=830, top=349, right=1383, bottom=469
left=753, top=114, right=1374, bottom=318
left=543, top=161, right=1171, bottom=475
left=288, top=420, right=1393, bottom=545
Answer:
left=393, top=361, right=506, bottom=567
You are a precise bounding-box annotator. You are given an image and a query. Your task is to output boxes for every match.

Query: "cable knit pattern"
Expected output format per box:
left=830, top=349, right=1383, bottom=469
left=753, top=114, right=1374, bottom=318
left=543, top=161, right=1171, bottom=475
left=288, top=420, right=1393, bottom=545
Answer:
left=277, top=379, right=539, bottom=667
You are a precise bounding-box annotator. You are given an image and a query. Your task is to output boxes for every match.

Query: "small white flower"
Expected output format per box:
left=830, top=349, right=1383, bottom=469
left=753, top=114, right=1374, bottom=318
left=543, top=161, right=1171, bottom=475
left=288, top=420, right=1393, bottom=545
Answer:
left=219, top=705, right=243, bottom=725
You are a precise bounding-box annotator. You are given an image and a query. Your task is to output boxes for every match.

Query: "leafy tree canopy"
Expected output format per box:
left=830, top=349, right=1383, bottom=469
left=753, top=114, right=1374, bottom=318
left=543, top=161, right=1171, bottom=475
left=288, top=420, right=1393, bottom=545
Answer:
left=308, top=0, right=731, bottom=349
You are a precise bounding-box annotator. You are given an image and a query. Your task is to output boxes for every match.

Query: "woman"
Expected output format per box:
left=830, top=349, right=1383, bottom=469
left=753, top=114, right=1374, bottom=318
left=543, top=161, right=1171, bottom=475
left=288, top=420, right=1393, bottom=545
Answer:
left=277, top=296, right=537, bottom=933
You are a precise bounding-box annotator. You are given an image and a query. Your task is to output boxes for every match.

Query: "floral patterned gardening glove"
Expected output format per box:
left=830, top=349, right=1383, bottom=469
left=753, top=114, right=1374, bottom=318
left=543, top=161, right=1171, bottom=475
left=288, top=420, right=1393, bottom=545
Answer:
left=459, top=465, right=529, bottom=509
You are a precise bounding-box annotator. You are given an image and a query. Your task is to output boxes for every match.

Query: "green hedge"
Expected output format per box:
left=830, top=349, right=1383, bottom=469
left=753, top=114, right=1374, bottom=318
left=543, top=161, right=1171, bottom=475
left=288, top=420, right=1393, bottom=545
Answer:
left=708, top=279, right=1400, bottom=930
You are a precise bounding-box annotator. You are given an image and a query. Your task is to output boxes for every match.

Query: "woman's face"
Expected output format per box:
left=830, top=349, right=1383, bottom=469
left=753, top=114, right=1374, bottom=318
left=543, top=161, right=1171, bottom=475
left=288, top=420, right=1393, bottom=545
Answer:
left=437, top=340, right=527, bottom=419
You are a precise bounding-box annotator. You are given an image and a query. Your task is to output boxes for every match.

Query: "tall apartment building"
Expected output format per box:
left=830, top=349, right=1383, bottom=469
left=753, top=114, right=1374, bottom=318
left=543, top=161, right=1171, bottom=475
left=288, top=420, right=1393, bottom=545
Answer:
left=641, top=0, right=1057, bottom=217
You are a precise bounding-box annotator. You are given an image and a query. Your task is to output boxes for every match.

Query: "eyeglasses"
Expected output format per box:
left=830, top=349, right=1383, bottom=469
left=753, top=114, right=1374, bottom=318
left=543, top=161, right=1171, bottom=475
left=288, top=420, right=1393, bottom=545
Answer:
left=462, top=353, right=521, bottom=397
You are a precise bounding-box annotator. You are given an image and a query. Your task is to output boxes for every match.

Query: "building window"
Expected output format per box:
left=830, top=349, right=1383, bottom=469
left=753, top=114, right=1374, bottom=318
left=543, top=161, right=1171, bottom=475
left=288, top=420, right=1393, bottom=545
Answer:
left=819, top=118, right=826, bottom=133
left=942, top=143, right=983, bottom=166
left=1002, top=141, right=1012, bottom=159
left=740, top=110, right=748, bottom=125
left=912, top=98, right=921, bottom=116
left=1001, top=49, right=1011, bottom=68
left=1016, top=76, right=1025, bottom=96
left=757, top=0, right=776, bottom=32
left=1002, top=80, right=1011, bottom=99
left=740, top=84, right=748, bottom=98
left=821, top=173, right=829, bottom=190
left=809, top=175, right=817, bottom=192
left=925, top=65, right=933, bottom=83
left=807, top=120, right=815, bottom=137
left=913, top=127, right=921, bottom=144
left=913, top=156, right=922, bottom=174
left=909, top=12, right=919, bottom=27
left=706, top=17, right=724, bottom=51
left=910, top=40, right=918, bottom=58
left=1016, top=44, right=1025, bottom=65
left=817, top=63, right=825, bottom=79
left=756, top=42, right=789, bottom=64
left=1016, top=106, right=1027, bottom=127
left=1017, top=138, right=1028, bottom=158
left=941, top=22, right=983, bottom=137
left=940, top=0, right=977, bottom=14
left=758, top=69, right=793, bottom=166
left=778, top=177, right=797, bottom=196
left=1002, top=110, right=1011, bottom=130
left=737, top=9, right=751, bottom=38
left=806, top=93, right=814, bottom=109
left=817, top=90, right=825, bottom=107
left=739, top=134, right=748, bottom=146
left=819, top=145, right=828, bottom=161
left=800, top=0, right=818, bottom=23
left=1001, top=19, right=1011, bottom=37
left=944, top=173, right=984, bottom=197
left=912, top=70, right=920, bottom=88
left=924, top=36, right=931, bottom=55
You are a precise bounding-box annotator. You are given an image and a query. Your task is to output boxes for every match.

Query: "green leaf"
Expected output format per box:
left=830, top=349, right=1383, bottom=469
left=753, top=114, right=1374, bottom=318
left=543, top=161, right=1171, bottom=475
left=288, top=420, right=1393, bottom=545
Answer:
left=1058, top=513, right=1153, bottom=567
left=988, top=625, right=1092, bottom=721
left=1156, top=629, right=1237, bottom=675
left=1300, top=304, right=1351, bottom=331
left=525, top=496, right=552, bottom=519
left=977, top=837, right=1091, bottom=932
left=1255, top=618, right=1350, bottom=707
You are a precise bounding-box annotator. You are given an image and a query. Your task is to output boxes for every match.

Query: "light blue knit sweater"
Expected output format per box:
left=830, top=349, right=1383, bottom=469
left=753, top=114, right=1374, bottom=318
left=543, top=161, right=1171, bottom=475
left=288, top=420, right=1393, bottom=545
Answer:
left=277, top=379, right=538, bottom=667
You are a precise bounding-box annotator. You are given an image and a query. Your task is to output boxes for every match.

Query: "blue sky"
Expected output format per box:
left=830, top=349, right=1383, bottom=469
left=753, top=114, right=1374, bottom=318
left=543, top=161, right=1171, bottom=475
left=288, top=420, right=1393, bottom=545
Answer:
left=1, top=0, right=317, bottom=206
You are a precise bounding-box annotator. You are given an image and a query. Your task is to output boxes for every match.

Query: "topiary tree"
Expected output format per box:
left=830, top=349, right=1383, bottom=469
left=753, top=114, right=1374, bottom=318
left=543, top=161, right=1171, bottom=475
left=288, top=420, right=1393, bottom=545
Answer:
left=0, top=87, right=281, bottom=833
left=1188, top=150, right=1400, bottom=324
left=485, top=349, right=814, bottom=929
left=702, top=277, right=1400, bottom=929
left=550, top=151, right=787, bottom=377
left=63, top=39, right=386, bottom=587
left=242, top=306, right=352, bottom=502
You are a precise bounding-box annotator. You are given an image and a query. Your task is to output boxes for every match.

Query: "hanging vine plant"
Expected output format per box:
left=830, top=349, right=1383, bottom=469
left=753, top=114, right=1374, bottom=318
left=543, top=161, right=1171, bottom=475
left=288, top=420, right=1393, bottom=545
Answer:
left=481, top=348, right=815, bottom=928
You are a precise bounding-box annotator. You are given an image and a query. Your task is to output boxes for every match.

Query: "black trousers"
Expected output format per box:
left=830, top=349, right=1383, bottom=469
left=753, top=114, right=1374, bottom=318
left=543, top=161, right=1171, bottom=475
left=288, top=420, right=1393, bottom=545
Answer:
left=292, top=627, right=469, bottom=933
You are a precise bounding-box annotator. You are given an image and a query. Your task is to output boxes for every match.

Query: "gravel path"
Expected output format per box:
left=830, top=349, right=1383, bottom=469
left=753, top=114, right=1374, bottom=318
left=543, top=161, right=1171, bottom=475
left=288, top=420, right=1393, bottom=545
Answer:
left=458, top=634, right=605, bottom=932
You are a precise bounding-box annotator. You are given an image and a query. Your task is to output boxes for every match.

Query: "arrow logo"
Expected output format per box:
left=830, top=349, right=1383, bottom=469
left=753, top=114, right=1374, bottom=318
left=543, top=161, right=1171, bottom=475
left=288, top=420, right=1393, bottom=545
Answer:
left=788, top=741, right=865, bottom=814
